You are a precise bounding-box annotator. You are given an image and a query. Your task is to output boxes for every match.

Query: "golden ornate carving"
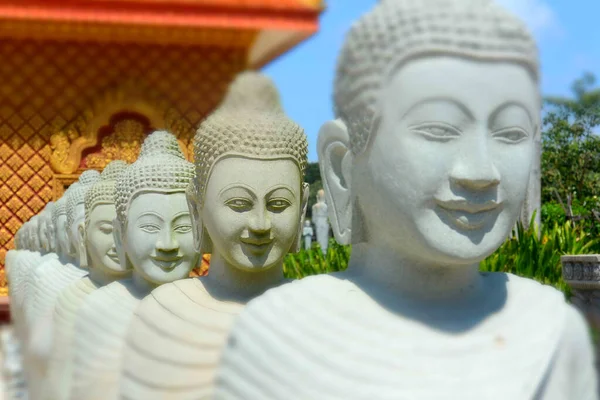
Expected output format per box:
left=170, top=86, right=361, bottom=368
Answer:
left=52, top=174, right=81, bottom=201
left=48, top=80, right=196, bottom=174
left=189, top=254, right=210, bottom=278
left=85, top=118, right=146, bottom=169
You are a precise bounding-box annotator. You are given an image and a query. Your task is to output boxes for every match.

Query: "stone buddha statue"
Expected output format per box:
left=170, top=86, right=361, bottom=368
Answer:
left=22, top=205, right=61, bottom=336
left=43, top=160, right=130, bottom=400
left=302, top=219, right=314, bottom=250
left=118, top=71, right=309, bottom=400
left=312, top=188, right=329, bottom=254
left=213, top=1, right=598, bottom=399
left=24, top=171, right=99, bottom=400
left=69, top=130, right=197, bottom=400
left=27, top=171, right=100, bottom=332
left=6, top=222, right=35, bottom=342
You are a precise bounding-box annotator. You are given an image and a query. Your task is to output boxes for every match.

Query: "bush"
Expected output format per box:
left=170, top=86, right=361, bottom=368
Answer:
left=284, top=215, right=600, bottom=299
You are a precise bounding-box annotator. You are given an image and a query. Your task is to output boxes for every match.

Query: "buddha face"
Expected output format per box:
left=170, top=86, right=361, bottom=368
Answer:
left=84, top=204, right=124, bottom=273
left=324, top=56, right=539, bottom=265
left=199, top=156, right=305, bottom=271
left=363, top=57, right=538, bottom=263
left=55, top=214, right=70, bottom=258
left=121, top=192, right=196, bottom=284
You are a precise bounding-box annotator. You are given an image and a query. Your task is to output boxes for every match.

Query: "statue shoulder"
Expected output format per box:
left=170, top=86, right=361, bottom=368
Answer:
left=240, top=275, right=354, bottom=321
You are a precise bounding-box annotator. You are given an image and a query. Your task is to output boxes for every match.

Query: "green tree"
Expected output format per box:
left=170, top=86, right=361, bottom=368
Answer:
left=541, top=72, right=600, bottom=227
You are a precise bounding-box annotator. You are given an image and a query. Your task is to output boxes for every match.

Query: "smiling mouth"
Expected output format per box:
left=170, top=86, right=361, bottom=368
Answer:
left=436, top=200, right=503, bottom=230
left=150, top=256, right=183, bottom=270
left=106, top=252, right=120, bottom=263
left=240, top=238, right=273, bottom=253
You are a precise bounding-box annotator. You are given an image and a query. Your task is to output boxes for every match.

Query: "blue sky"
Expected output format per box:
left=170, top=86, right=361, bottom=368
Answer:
left=263, top=0, right=600, bottom=162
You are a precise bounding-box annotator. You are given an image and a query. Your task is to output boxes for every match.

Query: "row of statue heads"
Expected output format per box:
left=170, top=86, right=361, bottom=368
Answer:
left=4, top=0, right=597, bottom=399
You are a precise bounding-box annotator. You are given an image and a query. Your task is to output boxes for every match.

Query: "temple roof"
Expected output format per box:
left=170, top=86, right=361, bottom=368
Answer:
left=0, top=0, right=324, bottom=67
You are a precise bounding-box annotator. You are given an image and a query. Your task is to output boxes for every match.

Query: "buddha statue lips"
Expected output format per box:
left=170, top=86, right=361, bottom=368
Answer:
left=434, top=199, right=504, bottom=231
left=212, top=1, right=599, bottom=399
left=149, top=253, right=184, bottom=271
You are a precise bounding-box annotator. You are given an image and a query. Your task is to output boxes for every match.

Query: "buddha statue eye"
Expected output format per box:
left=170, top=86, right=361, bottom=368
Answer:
left=492, top=128, right=528, bottom=144
left=139, top=224, right=160, bottom=233
left=267, top=199, right=292, bottom=213
left=98, top=223, right=113, bottom=234
left=174, top=224, right=192, bottom=234
left=226, top=198, right=253, bottom=212
left=411, top=122, right=461, bottom=142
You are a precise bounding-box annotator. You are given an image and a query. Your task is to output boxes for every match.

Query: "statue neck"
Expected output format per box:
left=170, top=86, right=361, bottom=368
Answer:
left=345, top=243, right=484, bottom=304
left=89, top=265, right=128, bottom=286
left=203, top=252, right=285, bottom=302
left=132, top=269, right=159, bottom=296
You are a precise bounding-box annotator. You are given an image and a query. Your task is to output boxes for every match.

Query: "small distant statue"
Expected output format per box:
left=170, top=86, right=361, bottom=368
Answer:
left=312, top=189, right=329, bottom=255
left=302, top=220, right=314, bottom=250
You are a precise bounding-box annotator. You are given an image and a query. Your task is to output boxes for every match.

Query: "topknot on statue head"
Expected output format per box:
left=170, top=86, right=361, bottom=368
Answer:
left=333, top=0, right=540, bottom=155
left=191, top=71, right=308, bottom=209
left=78, top=169, right=101, bottom=186
left=114, top=130, right=195, bottom=227
left=100, top=160, right=128, bottom=181
left=139, top=130, right=185, bottom=159
left=84, top=160, right=128, bottom=227
left=66, top=173, right=101, bottom=232
left=52, top=182, right=80, bottom=228
left=219, top=70, right=284, bottom=114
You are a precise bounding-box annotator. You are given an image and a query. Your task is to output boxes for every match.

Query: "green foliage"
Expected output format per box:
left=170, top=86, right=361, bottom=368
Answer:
left=284, top=239, right=350, bottom=279
left=284, top=215, right=599, bottom=299
left=542, top=72, right=600, bottom=204
left=480, top=214, right=600, bottom=297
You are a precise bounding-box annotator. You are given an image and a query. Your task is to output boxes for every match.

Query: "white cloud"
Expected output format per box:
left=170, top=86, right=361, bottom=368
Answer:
left=495, top=0, right=563, bottom=39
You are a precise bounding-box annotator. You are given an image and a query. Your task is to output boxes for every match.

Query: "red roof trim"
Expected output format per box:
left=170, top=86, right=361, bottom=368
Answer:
left=0, top=0, right=321, bottom=30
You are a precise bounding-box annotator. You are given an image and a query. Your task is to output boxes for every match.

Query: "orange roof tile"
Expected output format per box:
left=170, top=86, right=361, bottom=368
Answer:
left=0, top=0, right=323, bottom=30
left=85, top=0, right=324, bottom=12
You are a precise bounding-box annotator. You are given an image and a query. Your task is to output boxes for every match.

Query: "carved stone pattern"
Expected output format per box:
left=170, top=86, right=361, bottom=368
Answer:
left=563, top=262, right=600, bottom=282
left=0, top=38, right=248, bottom=290
left=574, top=263, right=584, bottom=280
left=563, top=263, right=573, bottom=280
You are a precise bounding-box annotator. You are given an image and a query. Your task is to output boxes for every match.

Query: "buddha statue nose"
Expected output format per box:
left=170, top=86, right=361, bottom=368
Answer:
left=449, top=138, right=501, bottom=191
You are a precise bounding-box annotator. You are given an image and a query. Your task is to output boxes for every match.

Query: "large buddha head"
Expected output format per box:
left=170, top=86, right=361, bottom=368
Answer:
left=189, top=71, right=309, bottom=272
left=65, top=170, right=101, bottom=263
left=114, top=131, right=198, bottom=285
left=319, top=0, right=540, bottom=265
left=78, top=160, right=129, bottom=278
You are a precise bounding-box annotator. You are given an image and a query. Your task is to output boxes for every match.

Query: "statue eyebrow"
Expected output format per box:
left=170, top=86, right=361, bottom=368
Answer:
left=135, top=211, right=164, bottom=222
left=266, top=185, right=296, bottom=199
left=401, top=97, right=474, bottom=120
left=488, top=101, right=534, bottom=127
left=218, top=184, right=256, bottom=200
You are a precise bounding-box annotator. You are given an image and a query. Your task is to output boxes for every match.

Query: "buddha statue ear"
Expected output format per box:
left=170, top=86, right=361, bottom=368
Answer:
left=317, top=119, right=354, bottom=245
left=48, top=223, right=56, bottom=252
left=291, top=182, right=310, bottom=253
left=186, top=187, right=212, bottom=255
left=77, top=221, right=88, bottom=268
left=112, top=217, right=129, bottom=270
